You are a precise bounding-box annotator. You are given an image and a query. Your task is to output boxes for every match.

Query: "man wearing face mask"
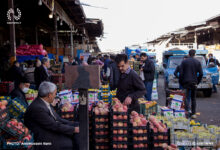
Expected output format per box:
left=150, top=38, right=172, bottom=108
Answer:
left=10, top=76, right=30, bottom=105
left=24, top=81, right=79, bottom=150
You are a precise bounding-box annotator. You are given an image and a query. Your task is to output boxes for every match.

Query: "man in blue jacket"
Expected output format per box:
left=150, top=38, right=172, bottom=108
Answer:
left=24, top=81, right=79, bottom=150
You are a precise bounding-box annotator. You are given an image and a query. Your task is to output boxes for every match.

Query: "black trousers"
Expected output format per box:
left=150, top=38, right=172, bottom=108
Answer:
left=185, top=87, right=197, bottom=115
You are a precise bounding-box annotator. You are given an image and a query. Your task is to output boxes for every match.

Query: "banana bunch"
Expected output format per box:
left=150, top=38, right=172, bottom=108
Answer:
left=190, top=120, right=201, bottom=126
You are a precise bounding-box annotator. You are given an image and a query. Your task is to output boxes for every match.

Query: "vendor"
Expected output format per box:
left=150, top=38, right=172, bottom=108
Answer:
left=10, top=76, right=30, bottom=105
left=115, top=54, right=146, bottom=112
left=24, top=81, right=79, bottom=150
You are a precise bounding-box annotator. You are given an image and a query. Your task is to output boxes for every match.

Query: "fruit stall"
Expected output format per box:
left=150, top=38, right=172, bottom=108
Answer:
left=0, top=84, right=219, bottom=150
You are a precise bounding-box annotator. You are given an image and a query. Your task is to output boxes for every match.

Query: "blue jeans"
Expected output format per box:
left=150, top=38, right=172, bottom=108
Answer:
left=144, top=81, right=153, bottom=101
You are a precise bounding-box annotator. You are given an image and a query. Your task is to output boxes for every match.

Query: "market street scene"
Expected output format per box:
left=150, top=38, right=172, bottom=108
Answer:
left=0, top=0, right=220, bottom=150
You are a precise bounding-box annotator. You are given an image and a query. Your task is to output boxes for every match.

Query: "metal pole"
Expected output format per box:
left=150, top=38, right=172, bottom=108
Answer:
left=36, top=26, right=38, bottom=45
left=78, top=89, right=89, bottom=150
left=54, top=15, right=59, bottom=61
left=70, top=25, right=74, bottom=57
left=8, top=0, right=16, bottom=63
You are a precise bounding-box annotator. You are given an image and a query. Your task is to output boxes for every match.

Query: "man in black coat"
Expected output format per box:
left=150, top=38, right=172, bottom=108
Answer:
left=8, top=61, right=24, bottom=88
left=34, top=57, right=51, bottom=89
left=115, top=54, right=146, bottom=112
left=140, top=53, right=155, bottom=101
left=10, top=77, right=30, bottom=105
left=109, top=55, right=120, bottom=90
left=179, top=50, right=203, bottom=118
left=24, top=81, right=79, bottom=150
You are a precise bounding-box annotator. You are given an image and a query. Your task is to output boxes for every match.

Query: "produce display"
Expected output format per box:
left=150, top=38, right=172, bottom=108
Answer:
left=130, top=111, right=148, bottom=149
left=139, top=99, right=157, bottom=116
left=60, top=102, right=75, bottom=121
left=162, top=143, right=178, bottom=150
left=93, top=101, right=110, bottom=150
left=25, top=89, right=38, bottom=105
left=111, top=98, right=128, bottom=149
left=16, top=44, right=47, bottom=56
left=98, top=85, right=112, bottom=103
left=0, top=100, right=8, bottom=123
left=149, top=115, right=170, bottom=149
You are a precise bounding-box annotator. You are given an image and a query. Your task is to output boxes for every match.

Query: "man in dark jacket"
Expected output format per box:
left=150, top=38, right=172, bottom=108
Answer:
left=140, top=53, right=155, bottom=101
left=174, top=55, right=188, bottom=88
left=179, top=50, right=203, bottom=118
left=109, top=55, right=120, bottom=90
left=10, top=77, right=30, bottom=105
left=24, top=81, right=79, bottom=150
left=8, top=61, right=24, bottom=88
left=34, top=57, right=51, bottom=89
left=115, top=54, right=146, bottom=112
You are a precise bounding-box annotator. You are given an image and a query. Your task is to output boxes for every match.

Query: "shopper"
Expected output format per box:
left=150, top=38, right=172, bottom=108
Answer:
left=97, top=54, right=104, bottom=62
left=207, top=53, right=219, bottom=93
left=24, top=81, right=79, bottom=150
left=34, top=57, right=51, bottom=89
left=115, top=54, right=146, bottom=112
left=10, top=76, right=30, bottom=105
left=103, top=55, right=111, bottom=81
left=179, top=50, right=203, bottom=119
left=140, top=53, right=155, bottom=101
left=25, top=61, right=35, bottom=88
left=135, top=54, right=140, bottom=61
left=109, top=55, right=120, bottom=90
left=174, top=55, right=188, bottom=88
left=7, top=61, right=24, bottom=88
left=35, top=57, right=41, bottom=67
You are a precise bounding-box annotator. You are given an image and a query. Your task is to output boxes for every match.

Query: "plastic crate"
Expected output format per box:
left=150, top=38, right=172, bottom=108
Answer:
left=0, top=108, right=10, bottom=127
left=0, top=82, right=14, bottom=96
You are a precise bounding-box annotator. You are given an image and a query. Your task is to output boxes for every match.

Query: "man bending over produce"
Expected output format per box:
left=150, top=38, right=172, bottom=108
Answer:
left=115, top=54, right=146, bottom=112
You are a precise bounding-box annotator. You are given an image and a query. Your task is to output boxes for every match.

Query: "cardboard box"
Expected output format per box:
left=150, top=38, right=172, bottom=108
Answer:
left=161, top=106, right=173, bottom=117
left=174, top=109, right=185, bottom=117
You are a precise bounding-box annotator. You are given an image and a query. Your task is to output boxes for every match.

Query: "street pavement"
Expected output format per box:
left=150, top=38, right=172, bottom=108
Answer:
left=157, top=75, right=220, bottom=125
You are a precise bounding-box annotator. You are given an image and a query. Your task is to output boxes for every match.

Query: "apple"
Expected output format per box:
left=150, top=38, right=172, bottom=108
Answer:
left=113, top=137, right=117, bottom=141
left=113, top=115, right=117, bottom=120
left=139, top=144, right=144, bottom=148
left=118, top=122, right=123, bottom=127
left=124, top=130, right=127, bottom=134
left=118, top=130, right=123, bottom=134
left=123, top=144, right=127, bottom=149
left=95, top=132, right=99, bottom=135
left=123, top=123, right=127, bottom=127
left=113, top=144, right=117, bottom=148
left=99, top=124, right=104, bottom=128
left=123, top=115, right=128, bottom=120
left=154, top=143, right=159, bottom=147
left=143, top=136, right=148, bottom=141
left=138, top=129, right=143, bottom=134
left=105, top=118, right=108, bottom=122
left=133, top=137, right=138, bottom=141
left=100, top=131, right=104, bottom=135
left=144, top=144, right=148, bottom=148
left=143, top=129, right=147, bottom=133
left=133, top=129, right=137, bottom=134
left=118, top=137, right=123, bottom=141
left=100, top=118, right=104, bottom=122
left=133, top=122, right=138, bottom=127
left=118, top=115, right=123, bottom=120
left=134, top=144, right=138, bottom=148
left=113, top=123, right=117, bottom=127
left=123, top=137, right=127, bottom=141
left=138, top=137, right=143, bottom=141
left=104, top=131, right=108, bottom=135
left=96, top=125, right=100, bottom=128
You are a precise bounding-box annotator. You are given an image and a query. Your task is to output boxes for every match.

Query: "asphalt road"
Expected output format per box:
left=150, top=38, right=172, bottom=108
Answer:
left=157, top=74, right=220, bottom=125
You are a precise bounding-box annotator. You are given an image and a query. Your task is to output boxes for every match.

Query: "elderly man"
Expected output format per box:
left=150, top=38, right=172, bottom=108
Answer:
left=34, top=57, right=51, bottom=89
left=24, top=82, right=79, bottom=150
